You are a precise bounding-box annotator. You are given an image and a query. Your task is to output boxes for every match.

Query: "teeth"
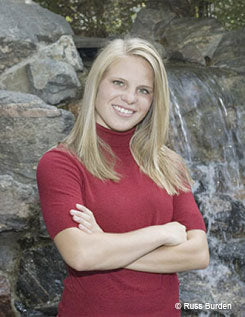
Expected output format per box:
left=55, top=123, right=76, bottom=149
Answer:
left=113, top=105, right=133, bottom=114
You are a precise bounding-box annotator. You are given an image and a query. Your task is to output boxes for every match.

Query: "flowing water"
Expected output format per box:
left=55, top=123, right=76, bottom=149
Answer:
left=166, top=64, right=245, bottom=315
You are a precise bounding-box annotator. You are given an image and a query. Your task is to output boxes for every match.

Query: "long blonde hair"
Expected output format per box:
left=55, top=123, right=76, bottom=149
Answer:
left=63, top=38, right=192, bottom=195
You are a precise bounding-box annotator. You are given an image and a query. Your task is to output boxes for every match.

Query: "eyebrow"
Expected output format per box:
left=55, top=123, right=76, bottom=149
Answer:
left=111, top=76, right=153, bottom=90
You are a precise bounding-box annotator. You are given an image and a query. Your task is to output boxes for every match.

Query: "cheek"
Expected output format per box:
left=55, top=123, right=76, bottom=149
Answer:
left=141, top=96, right=153, bottom=113
left=97, top=84, right=116, bottom=103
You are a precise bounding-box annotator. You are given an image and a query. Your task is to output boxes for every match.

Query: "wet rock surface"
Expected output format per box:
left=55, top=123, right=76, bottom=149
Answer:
left=15, top=244, right=66, bottom=314
left=0, top=275, right=14, bottom=317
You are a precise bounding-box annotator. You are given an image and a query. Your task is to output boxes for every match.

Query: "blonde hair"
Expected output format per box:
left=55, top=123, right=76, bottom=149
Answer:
left=63, top=38, right=192, bottom=195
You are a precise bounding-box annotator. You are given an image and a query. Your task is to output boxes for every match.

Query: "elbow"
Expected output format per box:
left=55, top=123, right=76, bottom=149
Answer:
left=71, top=260, right=87, bottom=272
left=66, top=256, right=87, bottom=272
left=64, top=250, right=93, bottom=272
left=69, top=249, right=106, bottom=272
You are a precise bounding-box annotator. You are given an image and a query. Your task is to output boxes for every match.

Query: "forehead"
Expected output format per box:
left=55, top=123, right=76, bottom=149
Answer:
left=105, top=55, right=154, bottom=84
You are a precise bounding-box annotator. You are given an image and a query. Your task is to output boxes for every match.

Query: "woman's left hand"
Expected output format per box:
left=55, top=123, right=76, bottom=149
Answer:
left=70, top=204, right=103, bottom=234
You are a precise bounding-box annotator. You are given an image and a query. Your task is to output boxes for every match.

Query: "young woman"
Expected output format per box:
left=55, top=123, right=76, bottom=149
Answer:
left=37, top=38, right=209, bottom=317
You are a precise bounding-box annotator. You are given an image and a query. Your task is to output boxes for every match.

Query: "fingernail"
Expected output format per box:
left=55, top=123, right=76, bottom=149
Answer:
left=70, top=210, right=75, bottom=215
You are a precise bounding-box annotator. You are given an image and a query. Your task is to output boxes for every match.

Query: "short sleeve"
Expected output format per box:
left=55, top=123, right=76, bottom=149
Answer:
left=172, top=190, right=206, bottom=232
left=36, top=148, right=84, bottom=239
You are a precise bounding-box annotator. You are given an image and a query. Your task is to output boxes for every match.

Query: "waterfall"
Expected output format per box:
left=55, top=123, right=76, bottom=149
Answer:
left=167, top=65, right=243, bottom=197
left=166, top=64, right=245, bottom=315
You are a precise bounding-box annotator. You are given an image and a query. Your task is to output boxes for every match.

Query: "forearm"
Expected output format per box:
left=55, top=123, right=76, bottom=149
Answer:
left=55, top=225, right=168, bottom=271
left=125, top=230, right=209, bottom=273
left=85, top=226, right=166, bottom=270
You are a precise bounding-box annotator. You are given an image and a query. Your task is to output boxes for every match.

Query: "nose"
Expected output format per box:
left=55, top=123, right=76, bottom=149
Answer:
left=120, top=89, right=137, bottom=104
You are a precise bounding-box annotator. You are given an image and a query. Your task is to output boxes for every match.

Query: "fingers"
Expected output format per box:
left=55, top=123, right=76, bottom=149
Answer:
left=70, top=209, right=91, bottom=221
left=70, top=210, right=91, bottom=227
left=76, top=204, right=93, bottom=216
left=70, top=204, right=103, bottom=233
left=78, top=223, right=92, bottom=234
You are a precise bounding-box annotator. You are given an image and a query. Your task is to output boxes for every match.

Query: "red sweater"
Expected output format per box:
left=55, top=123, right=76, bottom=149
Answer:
left=36, top=124, right=206, bottom=317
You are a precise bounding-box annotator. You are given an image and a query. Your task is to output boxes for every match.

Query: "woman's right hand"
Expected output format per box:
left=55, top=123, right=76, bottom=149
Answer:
left=160, top=222, right=187, bottom=246
left=70, top=204, right=103, bottom=234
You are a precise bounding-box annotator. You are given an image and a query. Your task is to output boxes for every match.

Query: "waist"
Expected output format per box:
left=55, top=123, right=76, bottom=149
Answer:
left=58, top=268, right=180, bottom=316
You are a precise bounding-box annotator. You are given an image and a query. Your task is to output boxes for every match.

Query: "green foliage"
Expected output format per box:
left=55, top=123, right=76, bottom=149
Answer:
left=33, top=0, right=244, bottom=36
left=190, top=0, right=245, bottom=29
left=211, top=0, right=245, bottom=30
left=33, top=0, right=146, bottom=36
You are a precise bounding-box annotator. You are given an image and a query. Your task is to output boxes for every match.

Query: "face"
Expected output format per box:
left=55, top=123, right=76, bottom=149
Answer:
left=95, top=55, right=154, bottom=132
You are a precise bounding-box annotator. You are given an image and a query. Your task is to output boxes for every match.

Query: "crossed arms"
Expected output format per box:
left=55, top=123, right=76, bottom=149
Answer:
left=54, top=204, right=209, bottom=273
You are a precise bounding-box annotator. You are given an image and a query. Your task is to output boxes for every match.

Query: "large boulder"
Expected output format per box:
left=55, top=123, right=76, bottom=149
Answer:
left=0, top=275, right=14, bottom=317
left=212, top=27, right=245, bottom=74
left=0, top=90, right=74, bottom=183
left=0, top=0, right=83, bottom=104
left=0, top=175, right=37, bottom=233
left=130, top=8, right=172, bottom=60
left=158, top=17, right=225, bottom=65
left=132, top=9, right=245, bottom=74
left=0, top=0, right=73, bottom=73
left=131, top=7, right=175, bottom=41
left=131, top=9, right=225, bottom=66
left=15, top=244, right=66, bottom=315
left=27, top=57, right=81, bottom=105
left=0, top=35, right=83, bottom=104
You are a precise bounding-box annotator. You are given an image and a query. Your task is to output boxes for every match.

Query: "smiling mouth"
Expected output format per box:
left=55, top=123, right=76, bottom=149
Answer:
left=112, top=104, right=135, bottom=115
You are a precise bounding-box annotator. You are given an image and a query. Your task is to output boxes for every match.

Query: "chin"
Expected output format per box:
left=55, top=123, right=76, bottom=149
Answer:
left=111, top=124, right=136, bottom=132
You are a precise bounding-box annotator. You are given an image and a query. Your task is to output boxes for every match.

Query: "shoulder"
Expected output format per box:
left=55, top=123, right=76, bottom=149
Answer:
left=38, top=145, right=79, bottom=168
left=36, top=145, right=84, bottom=179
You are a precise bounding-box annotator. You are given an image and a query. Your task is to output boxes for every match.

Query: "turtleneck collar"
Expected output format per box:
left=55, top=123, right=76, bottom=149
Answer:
left=96, top=123, right=136, bottom=149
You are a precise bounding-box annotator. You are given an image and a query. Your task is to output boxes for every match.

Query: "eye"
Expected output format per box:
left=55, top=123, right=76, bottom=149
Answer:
left=112, top=80, right=125, bottom=87
left=138, top=88, right=150, bottom=95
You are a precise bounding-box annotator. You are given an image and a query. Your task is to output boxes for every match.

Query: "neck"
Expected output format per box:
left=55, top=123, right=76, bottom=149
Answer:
left=96, top=123, right=135, bottom=151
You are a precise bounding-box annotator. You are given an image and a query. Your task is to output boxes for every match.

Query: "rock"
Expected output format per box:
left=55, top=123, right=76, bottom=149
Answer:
left=130, top=8, right=172, bottom=60
left=0, top=65, right=31, bottom=94
left=167, top=66, right=238, bottom=161
left=0, top=175, right=37, bottom=232
left=0, top=1, right=82, bottom=106
left=218, top=239, right=245, bottom=282
left=131, top=8, right=175, bottom=41
left=179, top=271, right=214, bottom=308
left=159, top=17, right=225, bottom=65
left=208, top=196, right=245, bottom=240
left=15, top=244, right=66, bottom=313
left=0, top=0, right=73, bottom=43
left=0, top=1, right=82, bottom=104
left=27, top=58, right=81, bottom=105
left=0, top=90, right=74, bottom=183
left=39, top=35, right=83, bottom=72
left=0, top=275, right=15, bottom=317
left=0, top=232, right=21, bottom=273
left=0, top=35, right=83, bottom=101
left=213, top=28, right=245, bottom=74
left=179, top=261, right=245, bottom=315
left=0, top=38, right=37, bottom=75
left=0, top=0, right=73, bottom=74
